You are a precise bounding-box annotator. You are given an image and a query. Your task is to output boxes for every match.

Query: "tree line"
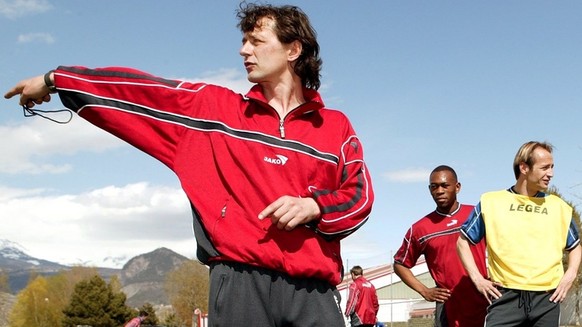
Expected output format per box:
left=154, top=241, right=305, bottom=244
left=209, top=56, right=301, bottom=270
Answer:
left=5, top=260, right=209, bottom=327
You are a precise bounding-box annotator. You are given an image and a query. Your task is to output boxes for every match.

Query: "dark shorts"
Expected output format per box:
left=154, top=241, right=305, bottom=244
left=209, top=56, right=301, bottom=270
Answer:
left=486, top=287, right=559, bottom=327
left=208, top=261, right=345, bottom=327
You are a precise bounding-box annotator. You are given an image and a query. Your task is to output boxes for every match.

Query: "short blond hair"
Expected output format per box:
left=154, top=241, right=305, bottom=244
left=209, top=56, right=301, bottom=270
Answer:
left=513, top=141, right=554, bottom=179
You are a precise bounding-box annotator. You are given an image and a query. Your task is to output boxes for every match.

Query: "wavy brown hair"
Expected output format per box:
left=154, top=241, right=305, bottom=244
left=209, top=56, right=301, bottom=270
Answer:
left=236, top=2, right=322, bottom=90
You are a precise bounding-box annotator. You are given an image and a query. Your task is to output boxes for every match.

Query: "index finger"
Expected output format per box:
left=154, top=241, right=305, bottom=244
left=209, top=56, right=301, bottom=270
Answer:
left=4, top=84, right=23, bottom=100
left=491, top=288, right=502, bottom=298
left=258, top=198, right=283, bottom=220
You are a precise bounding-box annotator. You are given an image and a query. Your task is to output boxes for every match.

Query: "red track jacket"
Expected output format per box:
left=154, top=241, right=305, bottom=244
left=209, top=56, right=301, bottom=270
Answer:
left=53, top=66, right=374, bottom=285
left=345, top=276, right=379, bottom=326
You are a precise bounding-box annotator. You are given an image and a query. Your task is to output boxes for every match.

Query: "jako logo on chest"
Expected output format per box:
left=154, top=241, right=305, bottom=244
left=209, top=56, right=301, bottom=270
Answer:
left=264, top=155, right=288, bottom=165
left=509, top=203, right=548, bottom=215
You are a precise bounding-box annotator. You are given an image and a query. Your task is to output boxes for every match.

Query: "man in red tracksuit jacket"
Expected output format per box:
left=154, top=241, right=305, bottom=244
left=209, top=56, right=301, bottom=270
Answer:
left=345, top=266, right=379, bottom=327
left=124, top=311, right=148, bottom=327
left=5, top=3, right=374, bottom=326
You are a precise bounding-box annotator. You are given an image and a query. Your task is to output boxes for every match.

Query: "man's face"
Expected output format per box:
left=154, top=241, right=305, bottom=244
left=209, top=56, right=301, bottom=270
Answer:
left=428, top=170, right=460, bottom=211
left=523, top=147, right=554, bottom=192
left=239, top=17, right=294, bottom=84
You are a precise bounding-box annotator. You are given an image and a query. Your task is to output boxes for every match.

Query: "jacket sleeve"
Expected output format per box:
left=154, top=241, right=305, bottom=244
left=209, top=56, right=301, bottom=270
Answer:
left=344, top=282, right=358, bottom=316
left=307, top=131, right=374, bottom=239
left=53, top=65, right=208, bottom=171
left=373, top=288, right=379, bottom=315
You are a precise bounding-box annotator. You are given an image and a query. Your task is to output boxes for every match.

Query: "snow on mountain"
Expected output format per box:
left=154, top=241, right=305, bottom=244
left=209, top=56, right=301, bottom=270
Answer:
left=0, top=239, right=67, bottom=271
left=102, top=254, right=130, bottom=269
left=0, top=239, right=39, bottom=265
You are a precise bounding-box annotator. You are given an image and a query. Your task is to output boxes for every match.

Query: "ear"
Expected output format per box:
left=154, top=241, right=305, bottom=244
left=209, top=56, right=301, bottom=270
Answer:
left=456, top=182, right=461, bottom=194
left=288, top=40, right=302, bottom=62
left=519, top=161, right=529, bottom=176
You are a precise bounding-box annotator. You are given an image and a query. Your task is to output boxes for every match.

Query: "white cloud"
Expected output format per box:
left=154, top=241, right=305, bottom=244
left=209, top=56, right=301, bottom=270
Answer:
left=381, top=168, right=430, bottom=183
left=0, top=115, right=126, bottom=174
left=17, top=32, right=55, bottom=44
left=0, top=182, right=196, bottom=268
left=0, top=0, right=52, bottom=19
left=0, top=185, right=47, bottom=201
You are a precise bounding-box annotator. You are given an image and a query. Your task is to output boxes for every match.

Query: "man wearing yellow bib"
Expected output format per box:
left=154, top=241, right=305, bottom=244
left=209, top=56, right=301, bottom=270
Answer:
left=457, top=141, right=581, bottom=327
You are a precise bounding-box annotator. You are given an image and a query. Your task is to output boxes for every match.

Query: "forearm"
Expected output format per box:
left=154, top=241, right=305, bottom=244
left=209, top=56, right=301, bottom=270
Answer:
left=54, top=66, right=182, bottom=114
left=394, top=263, right=430, bottom=296
left=457, top=235, right=485, bottom=284
left=344, top=290, right=357, bottom=315
left=395, top=262, right=452, bottom=302
left=312, top=161, right=374, bottom=237
left=54, top=66, right=190, bottom=168
left=550, top=244, right=581, bottom=302
left=565, top=245, right=582, bottom=279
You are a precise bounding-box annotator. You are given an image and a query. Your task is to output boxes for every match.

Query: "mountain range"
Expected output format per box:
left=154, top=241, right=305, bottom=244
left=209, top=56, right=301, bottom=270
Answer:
left=0, top=239, right=202, bottom=307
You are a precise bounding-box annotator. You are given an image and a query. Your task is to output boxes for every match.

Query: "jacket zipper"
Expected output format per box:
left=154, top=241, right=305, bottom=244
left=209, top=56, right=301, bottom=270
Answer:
left=279, top=119, right=285, bottom=138
left=273, top=102, right=313, bottom=139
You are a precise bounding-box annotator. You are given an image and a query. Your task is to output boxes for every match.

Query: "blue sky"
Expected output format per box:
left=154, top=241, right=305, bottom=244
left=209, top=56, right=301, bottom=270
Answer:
left=1, top=0, right=581, bottom=269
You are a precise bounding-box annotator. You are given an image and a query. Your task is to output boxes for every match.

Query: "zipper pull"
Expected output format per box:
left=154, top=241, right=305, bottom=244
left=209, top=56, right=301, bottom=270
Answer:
left=221, top=205, right=226, bottom=217
left=279, top=119, right=286, bottom=138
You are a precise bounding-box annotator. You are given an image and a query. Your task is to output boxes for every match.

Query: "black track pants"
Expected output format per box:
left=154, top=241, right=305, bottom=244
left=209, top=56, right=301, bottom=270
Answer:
left=486, top=287, right=559, bottom=327
left=208, top=261, right=345, bottom=327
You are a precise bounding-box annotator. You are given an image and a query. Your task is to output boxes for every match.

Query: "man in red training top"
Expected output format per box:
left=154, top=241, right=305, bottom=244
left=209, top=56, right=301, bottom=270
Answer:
left=345, top=265, right=379, bottom=327
left=394, top=165, right=488, bottom=327
left=4, top=3, right=373, bottom=326
left=124, top=311, right=148, bottom=327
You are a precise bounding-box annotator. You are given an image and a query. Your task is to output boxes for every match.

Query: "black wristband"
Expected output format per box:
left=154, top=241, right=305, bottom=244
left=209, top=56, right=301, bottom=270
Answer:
left=44, top=70, right=57, bottom=93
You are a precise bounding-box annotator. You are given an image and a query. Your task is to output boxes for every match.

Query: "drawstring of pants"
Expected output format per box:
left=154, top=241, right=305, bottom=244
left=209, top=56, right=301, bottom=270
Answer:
left=518, top=290, right=533, bottom=315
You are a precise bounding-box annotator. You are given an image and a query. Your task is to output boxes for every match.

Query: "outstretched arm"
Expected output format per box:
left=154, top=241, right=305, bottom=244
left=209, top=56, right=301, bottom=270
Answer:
left=394, top=263, right=451, bottom=302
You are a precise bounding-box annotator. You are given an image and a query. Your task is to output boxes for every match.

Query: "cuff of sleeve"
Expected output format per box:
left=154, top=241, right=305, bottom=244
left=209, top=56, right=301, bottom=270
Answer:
left=44, top=70, right=57, bottom=94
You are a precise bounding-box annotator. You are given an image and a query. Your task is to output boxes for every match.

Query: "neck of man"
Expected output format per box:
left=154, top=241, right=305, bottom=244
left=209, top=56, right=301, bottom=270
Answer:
left=436, top=201, right=459, bottom=216
left=513, top=178, right=541, bottom=197
left=261, top=75, right=305, bottom=118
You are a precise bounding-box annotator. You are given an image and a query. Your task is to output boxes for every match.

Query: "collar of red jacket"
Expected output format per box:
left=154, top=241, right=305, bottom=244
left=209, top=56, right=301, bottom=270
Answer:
left=244, top=84, right=325, bottom=115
